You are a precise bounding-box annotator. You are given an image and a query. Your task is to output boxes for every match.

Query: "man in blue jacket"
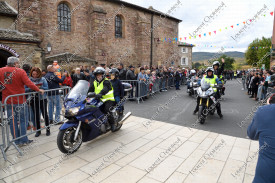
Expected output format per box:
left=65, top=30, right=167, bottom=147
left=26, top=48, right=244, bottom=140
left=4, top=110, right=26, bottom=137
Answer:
left=247, top=93, right=275, bottom=183
left=44, top=65, right=65, bottom=124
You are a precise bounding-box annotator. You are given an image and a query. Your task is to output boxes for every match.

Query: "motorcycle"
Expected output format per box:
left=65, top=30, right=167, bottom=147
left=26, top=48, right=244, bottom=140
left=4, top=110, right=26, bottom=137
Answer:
left=57, top=80, right=132, bottom=154
left=187, top=77, right=200, bottom=97
left=196, top=78, right=222, bottom=124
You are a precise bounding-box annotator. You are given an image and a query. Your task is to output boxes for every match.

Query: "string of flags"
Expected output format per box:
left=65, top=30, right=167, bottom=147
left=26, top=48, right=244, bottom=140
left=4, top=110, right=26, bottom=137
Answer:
left=160, top=41, right=272, bottom=50
left=160, top=11, right=274, bottom=41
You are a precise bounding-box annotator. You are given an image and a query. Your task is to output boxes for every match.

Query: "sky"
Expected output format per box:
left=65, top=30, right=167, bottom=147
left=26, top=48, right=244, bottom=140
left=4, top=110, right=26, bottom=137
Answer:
left=123, top=0, right=274, bottom=53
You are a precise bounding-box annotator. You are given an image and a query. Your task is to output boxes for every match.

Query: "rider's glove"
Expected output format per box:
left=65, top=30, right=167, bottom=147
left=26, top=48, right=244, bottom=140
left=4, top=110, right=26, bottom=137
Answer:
left=95, top=94, right=102, bottom=100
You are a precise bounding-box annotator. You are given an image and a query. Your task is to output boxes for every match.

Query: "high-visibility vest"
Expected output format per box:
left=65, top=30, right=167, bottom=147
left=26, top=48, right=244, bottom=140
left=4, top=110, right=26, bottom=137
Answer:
left=234, top=73, right=237, bottom=76
left=94, top=78, right=115, bottom=102
left=204, top=75, right=218, bottom=92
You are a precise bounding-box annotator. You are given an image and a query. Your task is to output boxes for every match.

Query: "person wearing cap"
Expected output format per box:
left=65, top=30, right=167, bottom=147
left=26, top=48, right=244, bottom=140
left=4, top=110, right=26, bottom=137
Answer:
left=0, top=57, right=44, bottom=146
left=247, top=94, right=275, bottom=183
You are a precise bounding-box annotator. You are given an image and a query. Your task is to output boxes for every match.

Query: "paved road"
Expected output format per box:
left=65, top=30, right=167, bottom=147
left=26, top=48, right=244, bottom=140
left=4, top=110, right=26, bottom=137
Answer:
left=125, top=79, right=257, bottom=138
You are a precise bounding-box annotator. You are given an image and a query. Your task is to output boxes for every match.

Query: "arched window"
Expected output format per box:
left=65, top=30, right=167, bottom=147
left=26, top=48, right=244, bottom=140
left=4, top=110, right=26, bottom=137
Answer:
left=58, top=3, right=71, bottom=32
left=115, top=15, right=123, bottom=38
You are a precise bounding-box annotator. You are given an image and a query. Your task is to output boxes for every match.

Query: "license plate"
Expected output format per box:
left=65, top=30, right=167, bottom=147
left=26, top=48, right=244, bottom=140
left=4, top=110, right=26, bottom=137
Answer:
left=210, top=96, right=216, bottom=103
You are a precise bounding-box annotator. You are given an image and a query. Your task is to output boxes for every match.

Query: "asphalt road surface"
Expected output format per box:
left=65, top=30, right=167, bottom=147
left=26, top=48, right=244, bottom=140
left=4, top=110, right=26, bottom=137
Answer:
left=125, top=79, right=258, bottom=138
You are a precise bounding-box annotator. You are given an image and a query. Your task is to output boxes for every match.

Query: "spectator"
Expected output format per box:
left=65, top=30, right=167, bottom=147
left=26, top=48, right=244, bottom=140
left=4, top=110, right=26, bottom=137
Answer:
left=25, top=67, right=50, bottom=137
left=175, top=69, right=181, bottom=90
left=80, top=65, right=84, bottom=73
left=241, top=72, right=246, bottom=90
left=72, top=68, right=86, bottom=87
left=251, top=73, right=259, bottom=99
left=44, top=65, right=65, bottom=124
left=247, top=93, right=275, bottom=183
left=41, top=70, right=47, bottom=77
left=53, top=61, right=61, bottom=79
left=118, top=63, right=127, bottom=80
left=126, top=66, right=136, bottom=99
left=0, top=57, right=44, bottom=146
left=62, top=71, right=73, bottom=87
left=84, top=69, right=91, bottom=82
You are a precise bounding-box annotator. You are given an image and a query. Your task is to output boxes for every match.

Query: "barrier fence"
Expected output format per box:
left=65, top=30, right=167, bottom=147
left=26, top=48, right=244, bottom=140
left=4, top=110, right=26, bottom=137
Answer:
left=121, top=77, right=186, bottom=104
left=267, top=87, right=275, bottom=94
left=0, top=87, right=70, bottom=161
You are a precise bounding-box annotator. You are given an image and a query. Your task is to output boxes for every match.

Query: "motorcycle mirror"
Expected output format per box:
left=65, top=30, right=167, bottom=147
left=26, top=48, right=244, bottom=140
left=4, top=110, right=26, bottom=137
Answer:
left=87, top=92, right=96, bottom=98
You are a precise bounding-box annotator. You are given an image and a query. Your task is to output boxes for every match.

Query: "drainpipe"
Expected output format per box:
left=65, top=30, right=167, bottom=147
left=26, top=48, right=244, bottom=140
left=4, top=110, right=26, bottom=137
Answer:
left=150, top=14, right=154, bottom=69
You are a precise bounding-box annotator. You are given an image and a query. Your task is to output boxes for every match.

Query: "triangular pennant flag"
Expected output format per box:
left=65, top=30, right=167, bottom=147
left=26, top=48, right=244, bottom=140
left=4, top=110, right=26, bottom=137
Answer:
left=209, top=32, right=211, bottom=35
left=204, top=33, right=206, bottom=36
left=175, top=38, right=177, bottom=41
left=271, top=12, right=273, bottom=16
left=231, top=25, right=233, bottom=28
left=243, top=21, right=245, bottom=24
left=214, top=31, right=216, bottom=34
left=189, top=36, right=191, bottom=39
left=237, top=24, right=239, bottom=26
left=225, top=27, right=227, bottom=29
left=194, top=36, right=196, bottom=38
left=184, top=37, right=186, bottom=40
left=250, top=19, right=252, bottom=22
left=180, top=38, right=182, bottom=41
left=199, top=34, right=201, bottom=38
left=219, top=29, right=221, bottom=31
left=263, top=14, right=266, bottom=17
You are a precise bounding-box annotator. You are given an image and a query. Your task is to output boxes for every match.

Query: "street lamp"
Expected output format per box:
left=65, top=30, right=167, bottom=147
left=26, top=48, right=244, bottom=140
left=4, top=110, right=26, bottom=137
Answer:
left=47, top=43, right=52, bottom=53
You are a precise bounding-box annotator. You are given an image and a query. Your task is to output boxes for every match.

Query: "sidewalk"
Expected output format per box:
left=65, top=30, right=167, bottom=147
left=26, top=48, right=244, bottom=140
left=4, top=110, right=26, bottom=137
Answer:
left=0, top=116, right=257, bottom=183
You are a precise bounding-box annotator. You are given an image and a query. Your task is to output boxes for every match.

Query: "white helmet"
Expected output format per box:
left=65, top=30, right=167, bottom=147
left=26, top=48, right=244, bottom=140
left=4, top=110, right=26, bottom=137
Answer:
left=206, top=67, right=214, bottom=73
left=212, top=61, right=220, bottom=67
left=190, top=69, right=196, bottom=74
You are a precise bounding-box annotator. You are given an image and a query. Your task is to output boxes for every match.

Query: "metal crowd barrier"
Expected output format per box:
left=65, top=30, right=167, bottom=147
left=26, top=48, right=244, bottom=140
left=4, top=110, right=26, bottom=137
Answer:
left=121, top=77, right=185, bottom=104
left=0, top=87, right=70, bottom=161
left=267, top=87, right=275, bottom=94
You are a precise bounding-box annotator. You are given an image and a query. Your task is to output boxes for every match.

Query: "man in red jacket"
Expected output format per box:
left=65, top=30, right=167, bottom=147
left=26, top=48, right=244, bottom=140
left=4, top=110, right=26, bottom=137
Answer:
left=0, top=57, right=44, bottom=146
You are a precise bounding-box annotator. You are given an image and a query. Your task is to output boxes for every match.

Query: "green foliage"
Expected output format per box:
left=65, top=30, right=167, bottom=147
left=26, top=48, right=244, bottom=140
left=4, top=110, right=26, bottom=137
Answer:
left=192, top=62, right=202, bottom=69
left=245, top=37, right=271, bottom=68
left=217, top=55, right=235, bottom=70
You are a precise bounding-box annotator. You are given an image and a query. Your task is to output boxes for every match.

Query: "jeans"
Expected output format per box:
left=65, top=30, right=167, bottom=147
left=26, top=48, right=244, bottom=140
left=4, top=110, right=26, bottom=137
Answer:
left=175, top=80, right=180, bottom=89
left=114, top=96, right=123, bottom=112
left=7, top=104, right=29, bottom=144
left=48, top=95, right=61, bottom=123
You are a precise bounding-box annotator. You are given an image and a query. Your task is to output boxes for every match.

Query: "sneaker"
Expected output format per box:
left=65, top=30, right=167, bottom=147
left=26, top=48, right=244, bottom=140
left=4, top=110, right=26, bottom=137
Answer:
left=219, top=114, right=223, bottom=119
left=193, top=111, right=197, bottom=115
left=46, top=129, right=50, bottom=136
left=35, top=131, right=41, bottom=137
left=20, top=140, right=34, bottom=146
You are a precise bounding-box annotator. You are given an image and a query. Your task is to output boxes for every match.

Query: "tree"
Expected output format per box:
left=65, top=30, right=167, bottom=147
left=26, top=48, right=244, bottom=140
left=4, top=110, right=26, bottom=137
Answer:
left=245, top=37, right=271, bottom=68
left=192, top=62, right=201, bottom=69
left=217, top=55, right=235, bottom=70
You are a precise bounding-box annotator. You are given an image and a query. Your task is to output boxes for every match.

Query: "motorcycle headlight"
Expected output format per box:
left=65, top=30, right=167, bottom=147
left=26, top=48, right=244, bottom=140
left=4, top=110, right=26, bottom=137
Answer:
left=68, top=107, right=80, bottom=115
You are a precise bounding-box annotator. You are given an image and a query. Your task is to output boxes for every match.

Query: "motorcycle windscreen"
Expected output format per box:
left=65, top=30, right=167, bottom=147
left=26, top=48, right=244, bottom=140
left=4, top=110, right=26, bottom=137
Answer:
left=65, top=80, right=90, bottom=108
left=200, top=78, right=211, bottom=91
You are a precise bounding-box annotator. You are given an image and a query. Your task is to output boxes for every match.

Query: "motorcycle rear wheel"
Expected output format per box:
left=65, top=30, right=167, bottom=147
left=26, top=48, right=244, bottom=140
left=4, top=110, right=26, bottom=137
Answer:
left=57, top=127, right=82, bottom=154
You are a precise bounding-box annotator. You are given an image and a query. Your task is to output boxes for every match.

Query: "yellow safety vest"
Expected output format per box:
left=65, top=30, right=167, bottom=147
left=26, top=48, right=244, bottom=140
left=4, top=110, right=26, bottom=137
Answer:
left=234, top=73, right=237, bottom=76
left=204, top=75, right=218, bottom=92
left=94, top=78, right=115, bottom=102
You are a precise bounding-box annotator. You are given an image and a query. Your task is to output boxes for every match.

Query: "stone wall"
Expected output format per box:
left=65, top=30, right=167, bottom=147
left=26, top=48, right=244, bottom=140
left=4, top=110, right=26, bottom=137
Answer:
left=0, top=41, right=42, bottom=68
left=0, top=16, right=16, bottom=29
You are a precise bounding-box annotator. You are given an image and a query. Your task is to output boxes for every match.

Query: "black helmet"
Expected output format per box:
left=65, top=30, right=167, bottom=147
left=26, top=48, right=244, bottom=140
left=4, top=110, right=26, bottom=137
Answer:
left=109, top=68, right=119, bottom=78
left=94, top=67, right=106, bottom=82
left=212, top=61, right=220, bottom=68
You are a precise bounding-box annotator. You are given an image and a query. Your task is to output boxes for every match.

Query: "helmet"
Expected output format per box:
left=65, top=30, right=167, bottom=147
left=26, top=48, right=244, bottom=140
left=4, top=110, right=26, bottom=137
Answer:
left=212, top=61, right=220, bottom=67
left=109, top=68, right=119, bottom=78
left=190, top=69, right=196, bottom=74
left=206, top=67, right=214, bottom=73
left=93, top=67, right=106, bottom=82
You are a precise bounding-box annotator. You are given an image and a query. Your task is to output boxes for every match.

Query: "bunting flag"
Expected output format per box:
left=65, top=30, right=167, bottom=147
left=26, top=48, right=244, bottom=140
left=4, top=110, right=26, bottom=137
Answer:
left=161, top=11, right=274, bottom=41
left=159, top=40, right=272, bottom=50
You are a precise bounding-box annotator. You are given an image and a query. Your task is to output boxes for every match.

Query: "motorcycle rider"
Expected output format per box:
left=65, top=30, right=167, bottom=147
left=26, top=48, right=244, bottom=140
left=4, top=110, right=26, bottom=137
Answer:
left=193, top=67, right=223, bottom=118
left=109, top=68, right=124, bottom=121
left=213, top=58, right=225, bottom=95
left=88, top=67, right=117, bottom=131
left=187, top=69, right=197, bottom=92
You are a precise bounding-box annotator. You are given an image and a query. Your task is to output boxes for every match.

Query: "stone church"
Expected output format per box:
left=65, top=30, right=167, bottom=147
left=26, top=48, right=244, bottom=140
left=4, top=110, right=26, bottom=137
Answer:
left=0, top=0, right=193, bottom=70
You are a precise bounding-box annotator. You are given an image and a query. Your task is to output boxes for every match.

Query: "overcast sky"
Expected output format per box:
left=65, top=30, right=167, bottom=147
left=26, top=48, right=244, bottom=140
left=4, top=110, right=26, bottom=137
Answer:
left=123, top=0, right=274, bottom=53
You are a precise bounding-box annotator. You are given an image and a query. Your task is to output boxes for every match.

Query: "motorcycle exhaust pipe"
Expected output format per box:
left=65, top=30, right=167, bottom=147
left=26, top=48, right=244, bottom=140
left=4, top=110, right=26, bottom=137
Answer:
left=120, top=112, right=132, bottom=124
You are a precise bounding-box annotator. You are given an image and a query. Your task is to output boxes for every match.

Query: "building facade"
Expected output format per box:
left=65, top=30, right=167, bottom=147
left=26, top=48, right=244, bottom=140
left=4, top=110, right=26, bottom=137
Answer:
left=0, top=0, right=184, bottom=71
left=178, top=43, right=193, bottom=69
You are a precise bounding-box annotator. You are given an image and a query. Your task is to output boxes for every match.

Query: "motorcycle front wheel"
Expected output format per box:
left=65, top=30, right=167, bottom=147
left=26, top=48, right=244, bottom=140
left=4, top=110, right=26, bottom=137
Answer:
left=57, top=127, right=82, bottom=154
left=198, top=106, right=206, bottom=124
